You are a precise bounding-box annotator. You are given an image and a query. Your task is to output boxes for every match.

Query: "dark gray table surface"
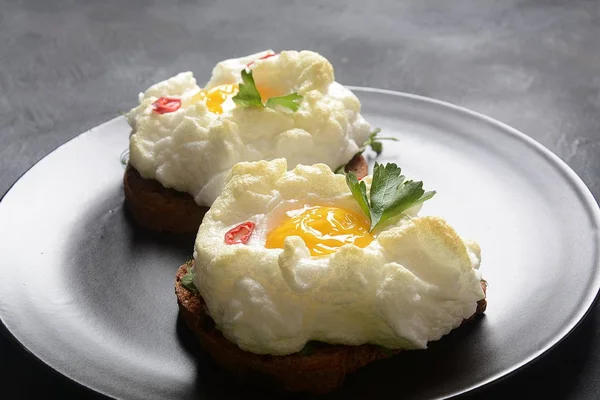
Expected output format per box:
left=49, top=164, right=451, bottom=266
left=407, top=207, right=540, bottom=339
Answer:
left=1, top=0, right=599, bottom=398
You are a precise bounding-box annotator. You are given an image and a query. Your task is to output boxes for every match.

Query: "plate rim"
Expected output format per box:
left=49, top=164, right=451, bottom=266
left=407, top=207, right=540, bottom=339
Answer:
left=346, top=86, right=600, bottom=397
left=1, top=86, right=599, bottom=399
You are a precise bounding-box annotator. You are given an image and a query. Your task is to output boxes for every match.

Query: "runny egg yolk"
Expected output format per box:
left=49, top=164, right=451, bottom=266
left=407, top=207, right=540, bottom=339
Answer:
left=257, top=85, right=284, bottom=103
left=191, top=82, right=286, bottom=114
left=191, top=84, right=238, bottom=114
left=265, top=206, right=374, bottom=256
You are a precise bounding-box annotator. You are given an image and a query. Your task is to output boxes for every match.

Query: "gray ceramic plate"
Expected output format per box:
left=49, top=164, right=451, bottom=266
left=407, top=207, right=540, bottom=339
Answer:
left=0, top=88, right=599, bottom=400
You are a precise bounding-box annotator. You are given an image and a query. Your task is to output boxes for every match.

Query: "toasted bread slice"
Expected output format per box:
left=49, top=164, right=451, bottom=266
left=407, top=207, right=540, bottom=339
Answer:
left=123, top=155, right=369, bottom=234
left=175, top=261, right=487, bottom=394
left=123, top=164, right=209, bottom=234
left=344, top=153, right=368, bottom=180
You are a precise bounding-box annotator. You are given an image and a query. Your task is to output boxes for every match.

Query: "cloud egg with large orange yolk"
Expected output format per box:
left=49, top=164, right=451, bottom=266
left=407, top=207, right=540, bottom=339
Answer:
left=191, top=158, right=485, bottom=356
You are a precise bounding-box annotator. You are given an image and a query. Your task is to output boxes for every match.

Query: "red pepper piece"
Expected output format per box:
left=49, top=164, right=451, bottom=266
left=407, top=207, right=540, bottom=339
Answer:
left=152, top=97, right=182, bottom=114
left=246, top=52, right=277, bottom=68
left=224, top=221, right=256, bottom=245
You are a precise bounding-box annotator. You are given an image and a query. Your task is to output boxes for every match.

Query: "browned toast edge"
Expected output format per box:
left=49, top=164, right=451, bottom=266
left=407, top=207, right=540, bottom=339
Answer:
left=175, top=261, right=487, bottom=394
left=123, top=163, right=209, bottom=234
left=344, top=153, right=369, bottom=179
left=123, top=155, right=369, bottom=234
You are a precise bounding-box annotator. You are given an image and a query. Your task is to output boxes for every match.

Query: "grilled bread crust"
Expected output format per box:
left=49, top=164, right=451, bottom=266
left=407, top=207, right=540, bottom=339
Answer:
left=124, top=155, right=369, bottom=234
left=175, top=261, right=487, bottom=394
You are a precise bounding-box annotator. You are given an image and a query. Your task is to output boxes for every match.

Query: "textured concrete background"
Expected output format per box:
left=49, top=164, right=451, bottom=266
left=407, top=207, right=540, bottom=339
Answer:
left=0, top=0, right=599, bottom=398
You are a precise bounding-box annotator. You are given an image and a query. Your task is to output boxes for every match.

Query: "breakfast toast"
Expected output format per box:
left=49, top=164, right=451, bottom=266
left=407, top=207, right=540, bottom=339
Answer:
left=175, top=261, right=487, bottom=394
left=123, top=163, right=209, bottom=234
left=123, top=155, right=369, bottom=234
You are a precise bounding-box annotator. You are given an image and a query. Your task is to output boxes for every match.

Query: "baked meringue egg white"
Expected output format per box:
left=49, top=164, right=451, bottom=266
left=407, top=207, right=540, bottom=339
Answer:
left=189, top=158, right=485, bottom=356
left=126, top=50, right=372, bottom=207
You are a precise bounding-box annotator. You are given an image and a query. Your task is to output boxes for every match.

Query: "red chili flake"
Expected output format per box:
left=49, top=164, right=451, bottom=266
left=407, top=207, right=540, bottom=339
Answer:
left=224, top=221, right=256, bottom=245
left=246, top=52, right=278, bottom=68
left=152, top=97, right=181, bottom=114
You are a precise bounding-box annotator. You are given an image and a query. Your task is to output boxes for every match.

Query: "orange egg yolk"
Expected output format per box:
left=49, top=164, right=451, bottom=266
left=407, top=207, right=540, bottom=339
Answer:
left=191, top=83, right=238, bottom=114
left=265, top=206, right=374, bottom=256
left=191, top=81, right=287, bottom=113
left=257, top=85, right=284, bottom=103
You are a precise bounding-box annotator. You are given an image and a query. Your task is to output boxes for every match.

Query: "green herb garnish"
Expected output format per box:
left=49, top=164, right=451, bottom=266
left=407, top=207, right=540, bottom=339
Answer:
left=120, top=148, right=129, bottom=168
left=231, top=69, right=263, bottom=108
left=232, top=69, right=303, bottom=112
left=361, top=128, right=398, bottom=156
left=265, top=93, right=303, bottom=111
left=334, top=128, right=398, bottom=175
left=346, top=162, right=436, bottom=232
left=181, top=265, right=198, bottom=293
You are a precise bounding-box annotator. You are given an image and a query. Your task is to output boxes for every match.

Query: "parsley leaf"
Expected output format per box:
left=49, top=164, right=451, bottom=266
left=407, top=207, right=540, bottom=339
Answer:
left=369, top=163, right=406, bottom=229
left=345, top=172, right=371, bottom=220
left=265, top=93, right=303, bottom=111
left=232, top=69, right=303, bottom=112
left=232, top=69, right=263, bottom=108
left=379, top=179, right=436, bottom=227
left=370, top=140, right=383, bottom=155
left=181, top=266, right=198, bottom=293
left=346, top=162, right=436, bottom=232
left=334, top=128, right=398, bottom=175
left=120, top=148, right=129, bottom=167
left=362, top=128, right=398, bottom=156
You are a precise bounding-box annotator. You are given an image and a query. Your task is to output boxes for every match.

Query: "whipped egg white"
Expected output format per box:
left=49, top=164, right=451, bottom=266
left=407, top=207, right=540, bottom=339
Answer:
left=126, top=50, right=372, bottom=206
left=192, top=159, right=485, bottom=356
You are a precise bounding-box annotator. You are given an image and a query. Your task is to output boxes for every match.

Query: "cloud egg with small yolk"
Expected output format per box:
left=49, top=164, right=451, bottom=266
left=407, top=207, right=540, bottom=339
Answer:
left=126, top=50, right=372, bottom=207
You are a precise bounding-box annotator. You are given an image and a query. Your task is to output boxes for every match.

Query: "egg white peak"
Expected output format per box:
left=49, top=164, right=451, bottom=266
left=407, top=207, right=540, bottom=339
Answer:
left=204, top=49, right=275, bottom=90
left=126, top=50, right=372, bottom=206
left=193, top=158, right=485, bottom=355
